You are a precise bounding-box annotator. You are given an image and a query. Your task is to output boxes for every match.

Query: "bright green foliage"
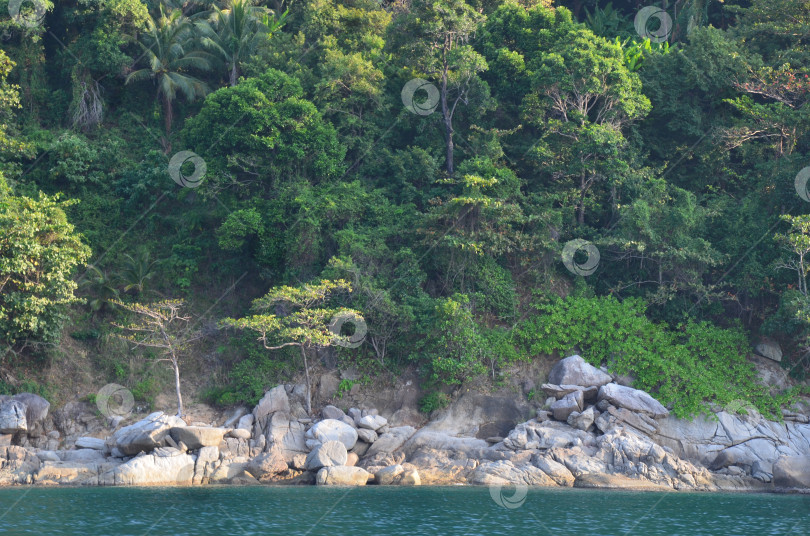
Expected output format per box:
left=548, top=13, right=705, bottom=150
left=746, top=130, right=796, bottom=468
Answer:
left=769, top=215, right=810, bottom=378
left=59, top=0, right=150, bottom=129
left=419, top=158, right=534, bottom=320
left=728, top=0, right=810, bottom=66
left=183, top=68, right=345, bottom=191
left=3, top=0, right=810, bottom=414
left=0, top=51, right=32, bottom=167
left=222, top=278, right=362, bottom=412
left=323, top=255, right=418, bottom=367
left=517, top=295, right=794, bottom=418
left=118, top=249, right=162, bottom=296
left=426, top=294, right=488, bottom=385
left=601, top=179, right=723, bottom=315
left=224, top=279, right=358, bottom=348
left=522, top=19, right=651, bottom=224
left=390, top=0, right=489, bottom=174
left=287, top=0, right=390, bottom=161
left=0, top=181, right=91, bottom=345
left=615, top=37, right=670, bottom=72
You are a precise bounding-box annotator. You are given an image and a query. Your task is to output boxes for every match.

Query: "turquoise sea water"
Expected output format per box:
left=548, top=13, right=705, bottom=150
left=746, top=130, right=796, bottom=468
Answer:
left=0, top=486, right=808, bottom=536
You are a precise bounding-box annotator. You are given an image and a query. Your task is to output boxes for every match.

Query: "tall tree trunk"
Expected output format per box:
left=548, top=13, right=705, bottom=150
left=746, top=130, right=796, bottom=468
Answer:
left=300, top=345, right=312, bottom=414
left=172, top=356, right=184, bottom=417
left=578, top=173, right=586, bottom=225
left=230, top=62, right=238, bottom=87
left=163, top=93, right=173, bottom=154
left=440, top=50, right=454, bottom=175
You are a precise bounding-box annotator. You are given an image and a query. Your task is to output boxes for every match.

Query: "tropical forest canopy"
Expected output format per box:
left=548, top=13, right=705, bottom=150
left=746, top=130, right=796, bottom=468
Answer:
left=1, top=0, right=809, bottom=418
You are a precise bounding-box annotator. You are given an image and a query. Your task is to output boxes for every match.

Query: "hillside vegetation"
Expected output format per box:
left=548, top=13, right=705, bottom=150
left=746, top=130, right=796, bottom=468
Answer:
left=1, top=0, right=809, bottom=417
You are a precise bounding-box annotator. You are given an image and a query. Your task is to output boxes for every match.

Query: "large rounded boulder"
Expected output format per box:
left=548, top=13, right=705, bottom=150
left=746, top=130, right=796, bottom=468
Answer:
left=0, top=400, right=27, bottom=434
left=305, top=440, right=348, bottom=471
left=548, top=355, right=612, bottom=387
left=305, top=419, right=358, bottom=450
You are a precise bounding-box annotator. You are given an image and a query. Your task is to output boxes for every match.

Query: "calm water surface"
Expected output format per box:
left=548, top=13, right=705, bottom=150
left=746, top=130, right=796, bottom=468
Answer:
left=0, top=486, right=808, bottom=535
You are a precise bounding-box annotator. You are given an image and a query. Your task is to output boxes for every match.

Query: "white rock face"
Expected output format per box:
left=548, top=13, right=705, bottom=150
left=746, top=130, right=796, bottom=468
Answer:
left=305, top=440, right=348, bottom=471
left=264, top=413, right=308, bottom=462
left=597, top=384, right=669, bottom=418
left=773, top=456, right=810, bottom=488
left=504, top=420, right=595, bottom=451
left=315, top=466, right=369, bottom=486
left=321, top=405, right=346, bottom=421
left=11, top=393, right=50, bottom=426
left=253, top=386, right=290, bottom=423
left=357, top=415, right=388, bottom=431
left=548, top=355, right=613, bottom=387
left=551, top=391, right=583, bottom=421
left=209, top=459, right=249, bottom=484
left=532, top=456, right=575, bottom=486
left=357, top=428, right=378, bottom=443
left=194, top=446, right=220, bottom=484
left=567, top=406, right=596, bottom=431
left=0, top=400, right=27, bottom=434
left=246, top=447, right=287, bottom=481
left=306, top=419, right=358, bottom=450
left=228, top=428, right=251, bottom=440
left=365, top=426, right=416, bottom=459
left=169, top=426, right=227, bottom=450
left=114, top=453, right=196, bottom=485
left=375, top=464, right=404, bottom=485
left=237, top=414, right=254, bottom=431
left=75, top=437, right=106, bottom=451
left=754, top=340, right=782, bottom=362
left=112, top=412, right=186, bottom=456
left=62, top=449, right=105, bottom=463
left=471, top=460, right=557, bottom=486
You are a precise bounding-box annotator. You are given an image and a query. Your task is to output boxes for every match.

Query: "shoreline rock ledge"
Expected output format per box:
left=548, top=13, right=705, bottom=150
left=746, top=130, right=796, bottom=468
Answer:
left=1, top=355, right=809, bottom=492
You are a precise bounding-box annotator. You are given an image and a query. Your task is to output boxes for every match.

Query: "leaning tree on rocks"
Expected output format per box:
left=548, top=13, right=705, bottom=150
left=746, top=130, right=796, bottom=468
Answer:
left=222, top=279, right=363, bottom=414
left=111, top=299, right=201, bottom=417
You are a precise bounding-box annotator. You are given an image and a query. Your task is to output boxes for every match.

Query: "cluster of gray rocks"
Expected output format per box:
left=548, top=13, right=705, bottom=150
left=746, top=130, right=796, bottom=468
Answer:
left=1, top=354, right=809, bottom=491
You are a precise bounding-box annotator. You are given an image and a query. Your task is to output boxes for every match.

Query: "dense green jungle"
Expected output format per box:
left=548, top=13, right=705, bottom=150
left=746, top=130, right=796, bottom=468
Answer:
left=1, top=0, right=809, bottom=419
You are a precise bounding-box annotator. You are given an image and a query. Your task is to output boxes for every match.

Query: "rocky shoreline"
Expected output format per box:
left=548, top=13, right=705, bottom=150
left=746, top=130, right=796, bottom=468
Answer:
left=2, top=355, right=809, bottom=492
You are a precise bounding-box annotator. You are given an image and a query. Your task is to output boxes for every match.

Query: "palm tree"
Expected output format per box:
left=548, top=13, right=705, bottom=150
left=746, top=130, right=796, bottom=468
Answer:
left=126, top=6, right=212, bottom=152
left=119, top=249, right=163, bottom=296
left=196, top=0, right=287, bottom=87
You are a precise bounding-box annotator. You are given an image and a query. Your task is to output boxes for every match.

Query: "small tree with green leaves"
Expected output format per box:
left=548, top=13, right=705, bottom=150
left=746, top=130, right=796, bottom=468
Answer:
left=390, top=0, right=488, bottom=175
left=776, top=214, right=810, bottom=296
left=222, top=279, right=361, bottom=414
left=112, top=300, right=200, bottom=417
left=427, top=294, right=488, bottom=386
left=0, top=179, right=90, bottom=346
